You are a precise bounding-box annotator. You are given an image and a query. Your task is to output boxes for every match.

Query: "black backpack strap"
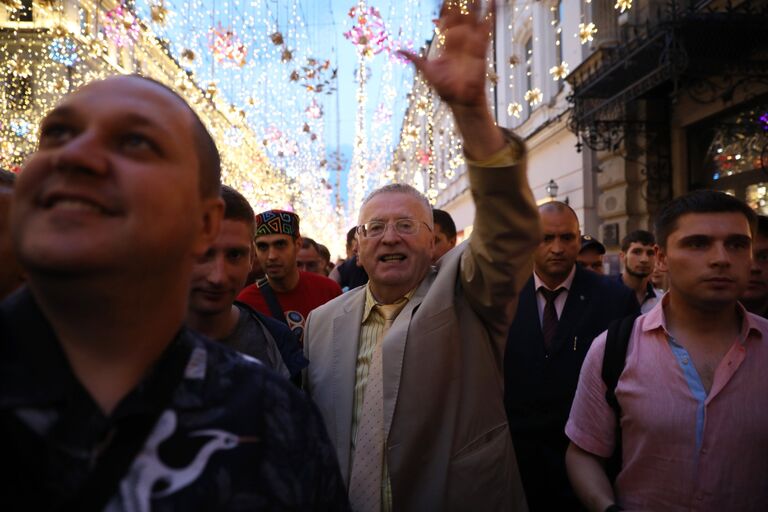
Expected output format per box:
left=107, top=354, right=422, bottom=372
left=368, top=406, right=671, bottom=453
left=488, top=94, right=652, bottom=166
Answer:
left=600, top=313, right=638, bottom=482
left=257, top=278, right=287, bottom=324
left=602, top=314, right=636, bottom=416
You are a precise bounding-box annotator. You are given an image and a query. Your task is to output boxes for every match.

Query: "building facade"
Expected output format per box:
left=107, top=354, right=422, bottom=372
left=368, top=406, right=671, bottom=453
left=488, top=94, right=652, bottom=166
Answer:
left=394, top=0, right=768, bottom=262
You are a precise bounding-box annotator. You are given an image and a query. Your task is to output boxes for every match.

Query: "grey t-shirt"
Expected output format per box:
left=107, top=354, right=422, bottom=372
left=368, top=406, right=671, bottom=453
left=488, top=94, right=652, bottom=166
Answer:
left=220, top=304, right=290, bottom=378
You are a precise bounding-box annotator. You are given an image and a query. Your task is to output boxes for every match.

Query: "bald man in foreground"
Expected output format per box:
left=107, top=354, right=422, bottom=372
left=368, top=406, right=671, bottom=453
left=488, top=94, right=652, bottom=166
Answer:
left=504, top=201, right=639, bottom=511
left=0, top=75, right=347, bottom=510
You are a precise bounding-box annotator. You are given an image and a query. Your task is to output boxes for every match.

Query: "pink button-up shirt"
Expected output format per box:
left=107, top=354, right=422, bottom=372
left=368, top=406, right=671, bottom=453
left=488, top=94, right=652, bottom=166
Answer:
left=566, top=297, right=768, bottom=511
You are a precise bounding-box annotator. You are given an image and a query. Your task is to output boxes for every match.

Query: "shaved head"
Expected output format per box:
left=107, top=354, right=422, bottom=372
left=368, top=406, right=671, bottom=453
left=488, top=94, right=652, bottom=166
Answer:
left=539, top=201, right=578, bottom=224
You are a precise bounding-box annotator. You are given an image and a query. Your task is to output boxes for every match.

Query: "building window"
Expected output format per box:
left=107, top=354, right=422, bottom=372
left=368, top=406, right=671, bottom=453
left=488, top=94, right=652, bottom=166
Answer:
left=79, top=8, right=90, bottom=35
left=10, top=0, right=33, bottom=22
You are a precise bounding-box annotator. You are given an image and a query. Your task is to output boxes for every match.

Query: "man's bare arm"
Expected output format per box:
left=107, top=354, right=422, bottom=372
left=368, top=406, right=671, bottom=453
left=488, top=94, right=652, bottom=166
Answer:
left=566, top=442, right=617, bottom=512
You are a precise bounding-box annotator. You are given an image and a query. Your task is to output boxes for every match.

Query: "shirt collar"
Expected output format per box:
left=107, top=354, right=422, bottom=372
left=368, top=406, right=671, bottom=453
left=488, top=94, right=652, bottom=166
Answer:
left=533, top=264, right=577, bottom=293
left=362, top=285, right=415, bottom=324
left=642, top=293, right=762, bottom=345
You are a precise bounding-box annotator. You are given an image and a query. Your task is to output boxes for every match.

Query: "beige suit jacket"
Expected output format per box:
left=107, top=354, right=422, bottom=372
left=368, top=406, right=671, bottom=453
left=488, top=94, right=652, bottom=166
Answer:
left=304, top=141, right=539, bottom=511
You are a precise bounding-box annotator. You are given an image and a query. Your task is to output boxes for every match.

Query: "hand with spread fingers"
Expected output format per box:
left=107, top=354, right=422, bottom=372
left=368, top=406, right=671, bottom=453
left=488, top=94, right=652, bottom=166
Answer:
left=399, top=0, right=505, bottom=159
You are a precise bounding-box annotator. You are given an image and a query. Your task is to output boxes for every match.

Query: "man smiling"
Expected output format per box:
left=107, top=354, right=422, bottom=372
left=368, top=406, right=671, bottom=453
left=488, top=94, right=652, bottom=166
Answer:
left=0, top=75, right=347, bottom=510
left=303, top=1, right=539, bottom=509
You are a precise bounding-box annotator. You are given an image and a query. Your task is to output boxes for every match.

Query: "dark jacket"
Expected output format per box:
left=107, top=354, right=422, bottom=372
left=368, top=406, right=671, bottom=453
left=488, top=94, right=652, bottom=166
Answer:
left=504, top=265, right=639, bottom=511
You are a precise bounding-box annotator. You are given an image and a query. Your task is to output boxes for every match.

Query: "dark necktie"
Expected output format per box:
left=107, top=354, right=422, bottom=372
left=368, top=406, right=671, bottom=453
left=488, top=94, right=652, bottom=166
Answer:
left=540, top=287, right=564, bottom=353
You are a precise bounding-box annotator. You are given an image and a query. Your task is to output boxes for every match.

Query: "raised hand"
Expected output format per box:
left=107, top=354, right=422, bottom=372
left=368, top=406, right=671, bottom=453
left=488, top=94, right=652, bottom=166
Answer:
left=399, top=0, right=495, bottom=109
left=399, top=0, right=504, bottom=160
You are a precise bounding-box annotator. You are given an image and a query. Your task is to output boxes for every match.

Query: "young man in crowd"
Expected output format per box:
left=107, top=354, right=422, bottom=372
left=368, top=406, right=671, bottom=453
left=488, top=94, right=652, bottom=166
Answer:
left=576, top=235, right=605, bottom=274
left=304, top=1, right=538, bottom=509
left=566, top=190, right=768, bottom=511
left=618, top=230, right=663, bottom=313
left=237, top=209, right=341, bottom=341
left=431, top=208, right=457, bottom=262
left=0, top=75, right=348, bottom=510
left=187, top=185, right=306, bottom=379
left=740, top=215, right=768, bottom=318
left=505, top=201, right=638, bottom=511
left=296, top=236, right=326, bottom=275
left=0, top=168, right=24, bottom=300
left=329, top=226, right=369, bottom=291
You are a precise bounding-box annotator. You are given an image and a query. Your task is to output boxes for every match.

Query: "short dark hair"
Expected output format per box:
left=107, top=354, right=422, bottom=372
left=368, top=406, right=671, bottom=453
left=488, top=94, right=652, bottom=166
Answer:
left=0, top=168, right=16, bottom=188
left=221, top=185, right=254, bottom=233
left=621, top=230, right=655, bottom=252
left=432, top=209, right=457, bottom=240
left=346, top=227, right=357, bottom=247
left=301, top=236, right=320, bottom=253
left=654, top=190, right=756, bottom=248
left=317, top=243, right=331, bottom=262
left=129, top=75, right=221, bottom=198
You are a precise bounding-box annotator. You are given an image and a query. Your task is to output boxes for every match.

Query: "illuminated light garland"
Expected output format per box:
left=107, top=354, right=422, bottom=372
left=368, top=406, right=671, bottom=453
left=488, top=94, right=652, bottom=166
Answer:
left=102, top=4, right=141, bottom=48
left=208, top=24, right=248, bottom=69
left=578, top=22, right=597, bottom=44
left=615, top=0, right=632, bottom=13
left=0, top=0, right=432, bottom=259
left=49, top=38, right=79, bottom=66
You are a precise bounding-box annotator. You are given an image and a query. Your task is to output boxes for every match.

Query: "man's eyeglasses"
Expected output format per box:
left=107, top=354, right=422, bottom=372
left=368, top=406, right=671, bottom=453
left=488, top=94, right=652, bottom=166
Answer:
left=357, top=219, right=433, bottom=239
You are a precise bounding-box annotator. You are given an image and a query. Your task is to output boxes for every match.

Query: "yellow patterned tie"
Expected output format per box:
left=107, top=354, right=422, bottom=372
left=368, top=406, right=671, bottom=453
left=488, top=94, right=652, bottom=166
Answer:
left=348, top=303, right=399, bottom=512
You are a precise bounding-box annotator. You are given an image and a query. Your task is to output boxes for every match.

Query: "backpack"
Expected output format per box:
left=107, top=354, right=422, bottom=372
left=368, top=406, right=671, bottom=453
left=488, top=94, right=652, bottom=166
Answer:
left=600, top=313, right=639, bottom=482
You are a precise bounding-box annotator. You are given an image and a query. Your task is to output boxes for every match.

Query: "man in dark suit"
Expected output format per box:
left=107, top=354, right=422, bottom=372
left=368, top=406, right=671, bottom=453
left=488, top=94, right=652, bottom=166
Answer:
left=505, top=201, right=639, bottom=511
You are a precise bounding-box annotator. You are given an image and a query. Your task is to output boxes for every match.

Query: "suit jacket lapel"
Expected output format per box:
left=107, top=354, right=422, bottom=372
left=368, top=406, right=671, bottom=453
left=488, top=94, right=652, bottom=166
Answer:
left=382, top=273, right=432, bottom=441
left=332, top=291, right=365, bottom=481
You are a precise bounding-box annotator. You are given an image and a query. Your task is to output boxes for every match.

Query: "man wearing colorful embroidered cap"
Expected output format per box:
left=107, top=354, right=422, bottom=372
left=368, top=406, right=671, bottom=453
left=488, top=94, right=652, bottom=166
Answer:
left=237, top=209, right=341, bottom=342
left=566, top=190, right=768, bottom=511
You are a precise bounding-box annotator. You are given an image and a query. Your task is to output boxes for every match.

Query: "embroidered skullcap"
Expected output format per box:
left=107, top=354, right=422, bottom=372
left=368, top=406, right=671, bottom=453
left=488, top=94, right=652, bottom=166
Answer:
left=255, top=209, right=301, bottom=238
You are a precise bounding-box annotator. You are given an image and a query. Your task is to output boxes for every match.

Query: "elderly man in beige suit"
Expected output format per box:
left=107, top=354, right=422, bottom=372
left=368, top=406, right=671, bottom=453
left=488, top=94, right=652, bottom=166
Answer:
left=303, top=1, right=539, bottom=510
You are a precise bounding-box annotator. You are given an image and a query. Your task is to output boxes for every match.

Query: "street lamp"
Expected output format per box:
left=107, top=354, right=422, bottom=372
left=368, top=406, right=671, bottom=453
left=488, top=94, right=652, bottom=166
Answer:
left=545, top=179, right=559, bottom=200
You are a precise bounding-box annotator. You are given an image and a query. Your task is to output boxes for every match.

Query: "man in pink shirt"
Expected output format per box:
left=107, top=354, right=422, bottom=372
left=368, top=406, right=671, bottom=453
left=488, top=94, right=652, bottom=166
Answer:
left=565, top=189, right=768, bottom=512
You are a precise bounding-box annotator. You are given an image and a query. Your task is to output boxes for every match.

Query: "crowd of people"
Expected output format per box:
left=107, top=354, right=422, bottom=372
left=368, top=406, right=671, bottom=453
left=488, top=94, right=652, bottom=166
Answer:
left=1, top=1, right=766, bottom=511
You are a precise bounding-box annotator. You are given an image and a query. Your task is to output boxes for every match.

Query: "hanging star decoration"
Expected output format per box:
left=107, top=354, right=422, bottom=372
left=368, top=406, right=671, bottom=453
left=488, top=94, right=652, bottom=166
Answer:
left=270, top=32, right=284, bottom=46
left=578, top=22, right=597, bottom=44
left=294, top=58, right=337, bottom=94
left=507, top=102, right=523, bottom=118
left=615, top=0, right=632, bottom=13
left=344, top=6, right=390, bottom=59
left=487, top=71, right=499, bottom=85
left=549, top=61, right=569, bottom=81
left=305, top=100, right=323, bottom=120
left=209, top=24, right=248, bottom=68
left=524, top=88, right=543, bottom=106
left=181, top=48, right=196, bottom=66
left=281, top=48, right=293, bottom=62
left=150, top=0, right=168, bottom=25
left=103, top=4, right=141, bottom=48
left=509, top=55, right=520, bottom=68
